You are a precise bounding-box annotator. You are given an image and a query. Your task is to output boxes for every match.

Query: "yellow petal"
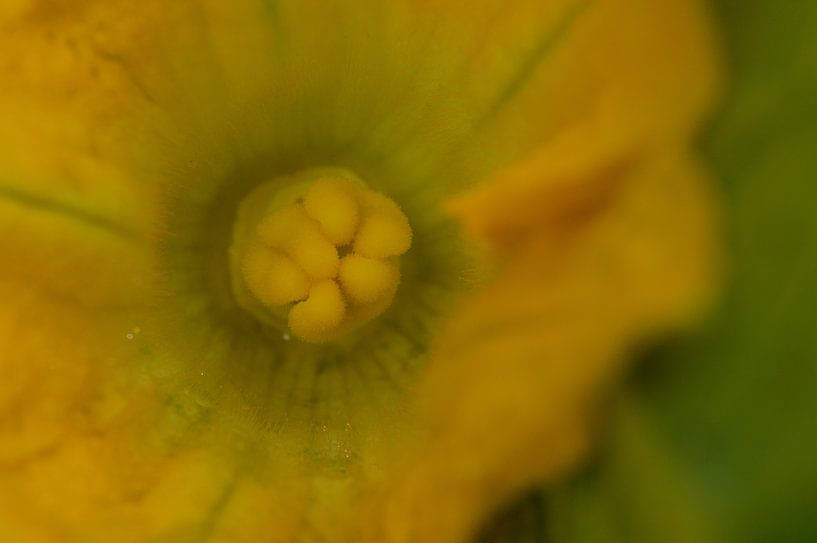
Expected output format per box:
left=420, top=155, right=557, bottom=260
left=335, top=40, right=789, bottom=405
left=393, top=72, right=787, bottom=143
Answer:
left=367, top=149, right=720, bottom=543
left=446, top=0, right=723, bottom=245
left=0, top=0, right=723, bottom=541
left=361, top=0, right=722, bottom=538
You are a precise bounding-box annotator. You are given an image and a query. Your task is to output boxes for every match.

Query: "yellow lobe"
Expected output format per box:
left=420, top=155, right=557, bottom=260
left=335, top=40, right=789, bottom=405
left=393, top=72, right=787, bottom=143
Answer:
left=256, top=204, right=306, bottom=248
left=353, top=194, right=412, bottom=259
left=258, top=204, right=340, bottom=281
left=288, top=279, right=346, bottom=342
left=338, top=255, right=399, bottom=305
left=240, top=244, right=311, bottom=306
left=304, top=177, right=361, bottom=246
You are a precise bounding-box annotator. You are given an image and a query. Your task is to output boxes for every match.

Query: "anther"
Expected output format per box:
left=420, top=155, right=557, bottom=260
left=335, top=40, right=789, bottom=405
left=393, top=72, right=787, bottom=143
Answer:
left=338, top=254, right=399, bottom=305
left=257, top=205, right=339, bottom=280
left=241, top=243, right=311, bottom=306
left=304, top=177, right=361, bottom=246
left=288, top=279, right=347, bottom=342
left=233, top=169, right=412, bottom=342
left=354, top=192, right=412, bottom=259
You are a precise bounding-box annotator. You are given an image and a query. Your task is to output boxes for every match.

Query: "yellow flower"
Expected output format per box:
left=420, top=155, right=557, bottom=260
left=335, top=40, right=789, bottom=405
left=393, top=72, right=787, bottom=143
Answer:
left=0, top=0, right=721, bottom=542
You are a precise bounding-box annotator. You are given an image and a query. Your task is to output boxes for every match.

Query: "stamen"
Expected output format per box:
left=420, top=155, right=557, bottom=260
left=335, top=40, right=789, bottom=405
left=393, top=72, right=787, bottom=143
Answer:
left=288, top=279, right=347, bottom=342
left=241, top=243, right=311, bottom=306
left=233, top=169, right=412, bottom=342
left=354, top=192, right=413, bottom=259
left=338, top=254, right=399, bottom=305
left=258, top=204, right=339, bottom=280
left=304, top=177, right=361, bottom=246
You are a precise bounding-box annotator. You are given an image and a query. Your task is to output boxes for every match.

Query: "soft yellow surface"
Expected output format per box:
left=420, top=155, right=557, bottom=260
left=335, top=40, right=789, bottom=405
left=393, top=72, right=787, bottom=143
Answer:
left=0, top=1, right=721, bottom=542
left=366, top=150, right=720, bottom=543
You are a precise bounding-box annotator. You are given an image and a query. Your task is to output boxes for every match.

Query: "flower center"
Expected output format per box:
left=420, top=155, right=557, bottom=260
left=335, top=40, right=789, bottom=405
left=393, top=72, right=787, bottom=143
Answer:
left=229, top=168, right=413, bottom=343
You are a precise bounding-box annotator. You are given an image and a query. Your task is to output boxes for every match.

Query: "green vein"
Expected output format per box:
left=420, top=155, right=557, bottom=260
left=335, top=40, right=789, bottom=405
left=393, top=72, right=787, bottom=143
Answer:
left=476, top=0, right=594, bottom=130
left=192, top=475, right=242, bottom=543
left=0, top=184, right=135, bottom=240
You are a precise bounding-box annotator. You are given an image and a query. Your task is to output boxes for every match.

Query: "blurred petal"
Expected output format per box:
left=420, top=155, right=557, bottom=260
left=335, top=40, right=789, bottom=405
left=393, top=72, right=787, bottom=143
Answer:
left=366, top=1, right=722, bottom=541
left=369, top=148, right=720, bottom=543
left=448, top=0, right=722, bottom=245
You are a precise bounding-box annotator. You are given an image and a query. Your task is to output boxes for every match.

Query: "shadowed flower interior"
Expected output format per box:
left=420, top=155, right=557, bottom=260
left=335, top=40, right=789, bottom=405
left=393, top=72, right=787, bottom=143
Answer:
left=0, top=0, right=721, bottom=542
